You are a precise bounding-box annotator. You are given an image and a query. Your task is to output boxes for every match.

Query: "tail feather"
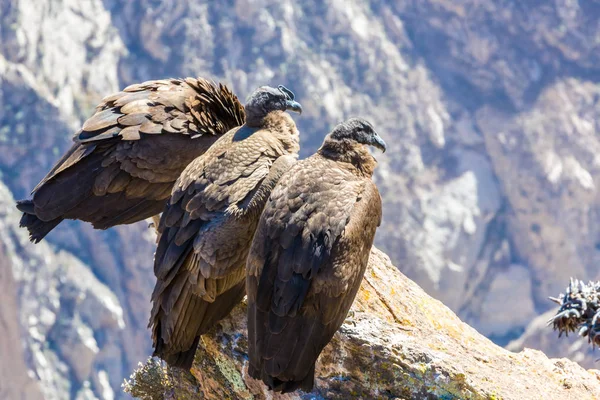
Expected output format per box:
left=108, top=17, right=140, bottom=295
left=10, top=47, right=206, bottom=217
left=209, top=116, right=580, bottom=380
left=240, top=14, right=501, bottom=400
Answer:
left=15, top=199, right=35, bottom=214
left=91, top=197, right=165, bottom=230
left=16, top=199, right=63, bottom=243
left=152, top=280, right=246, bottom=370
left=196, top=280, right=246, bottom=335
left=253, top=364, right=315, bottom=394
left=154, top=334, right=200, bottom=370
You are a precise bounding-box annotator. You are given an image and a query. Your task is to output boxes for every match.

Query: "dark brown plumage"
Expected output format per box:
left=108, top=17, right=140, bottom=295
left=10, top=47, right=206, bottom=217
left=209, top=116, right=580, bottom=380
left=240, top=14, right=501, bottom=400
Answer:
left=246, top=118, right=385, bottom=393
left=149, top=85, right=302, bottom=369
left=16, top=78, right=245, bottom=242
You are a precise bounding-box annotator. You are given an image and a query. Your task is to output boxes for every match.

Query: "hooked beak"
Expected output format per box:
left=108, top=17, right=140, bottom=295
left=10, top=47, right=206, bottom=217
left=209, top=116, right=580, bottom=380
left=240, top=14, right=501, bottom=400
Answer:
left=370, top=133, right=387, bottom=153
left=285, top=100, right=303, bottom=114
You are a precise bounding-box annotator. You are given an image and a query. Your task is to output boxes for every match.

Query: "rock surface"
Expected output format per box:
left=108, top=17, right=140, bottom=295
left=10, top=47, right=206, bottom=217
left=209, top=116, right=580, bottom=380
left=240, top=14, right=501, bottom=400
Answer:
left=125, top=248, right=600, bottom=400
left=2, top=0, right=600, bottom=398
left=0, top=181, right=128, bottom=400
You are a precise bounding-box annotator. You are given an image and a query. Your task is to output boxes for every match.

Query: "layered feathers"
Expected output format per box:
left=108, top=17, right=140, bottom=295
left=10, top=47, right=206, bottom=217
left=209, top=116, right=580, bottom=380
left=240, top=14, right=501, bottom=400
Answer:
left=17, top=78, right=245, bottom=242
left=247, top=129, right=382, bottom=393
left=150, top=110, right=300, bottom=369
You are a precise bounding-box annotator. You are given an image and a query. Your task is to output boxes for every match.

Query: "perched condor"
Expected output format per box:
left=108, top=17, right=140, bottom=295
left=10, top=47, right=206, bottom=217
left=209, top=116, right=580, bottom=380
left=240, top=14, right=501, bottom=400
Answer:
left=150, top=85, right=302, bottom=369
left=246, top=118, right=385, bottom=393
left=17, top=78, right=245, bottom=242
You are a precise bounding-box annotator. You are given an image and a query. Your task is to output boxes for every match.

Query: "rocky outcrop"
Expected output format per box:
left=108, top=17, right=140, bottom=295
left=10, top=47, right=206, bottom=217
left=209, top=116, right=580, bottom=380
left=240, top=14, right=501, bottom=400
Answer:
left=125, top=248, right=600, bottom=400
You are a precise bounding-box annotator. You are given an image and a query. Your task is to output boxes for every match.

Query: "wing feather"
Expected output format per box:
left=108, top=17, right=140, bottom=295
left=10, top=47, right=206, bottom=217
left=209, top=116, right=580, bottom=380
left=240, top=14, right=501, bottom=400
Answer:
left=150, top=127, right=298, bottom=366
left=20, top=78, right=245, bottom=236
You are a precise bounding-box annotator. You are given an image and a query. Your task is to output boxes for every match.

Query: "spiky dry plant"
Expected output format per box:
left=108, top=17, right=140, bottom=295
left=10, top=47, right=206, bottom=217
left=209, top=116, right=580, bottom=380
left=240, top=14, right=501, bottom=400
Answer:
left=122, top=357, right=171, bottom=400
left=549, top=278, right=600, bottom=348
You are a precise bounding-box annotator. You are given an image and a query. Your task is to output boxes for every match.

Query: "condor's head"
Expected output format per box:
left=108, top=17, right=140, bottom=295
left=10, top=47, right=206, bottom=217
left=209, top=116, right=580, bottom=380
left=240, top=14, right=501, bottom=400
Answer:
left=320, top=117, right=386, bottom=176
left=244, top=85, right=302, bottom=127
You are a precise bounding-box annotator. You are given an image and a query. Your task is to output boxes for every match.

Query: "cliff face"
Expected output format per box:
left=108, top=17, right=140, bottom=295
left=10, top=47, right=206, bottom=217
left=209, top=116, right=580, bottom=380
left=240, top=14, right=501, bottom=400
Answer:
left=1, top=0, right=600, bottom=398
left=0, top=180, right=129, bottom=400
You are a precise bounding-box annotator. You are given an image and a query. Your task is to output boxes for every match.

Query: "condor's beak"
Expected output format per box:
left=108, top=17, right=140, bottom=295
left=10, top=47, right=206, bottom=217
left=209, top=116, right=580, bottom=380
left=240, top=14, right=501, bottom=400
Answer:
left=285, top=100, right=303, bottom=114
left=370, top=133, right=387, bottom=153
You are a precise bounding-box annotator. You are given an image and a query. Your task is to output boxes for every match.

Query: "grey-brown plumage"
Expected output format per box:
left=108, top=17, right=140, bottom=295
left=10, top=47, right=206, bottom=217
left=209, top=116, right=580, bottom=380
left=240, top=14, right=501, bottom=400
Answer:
left=16, top=78, right=245, bottom=242
left=246, top=118, right=385, bottom=393
left=149, top=85, right=302, bottom=369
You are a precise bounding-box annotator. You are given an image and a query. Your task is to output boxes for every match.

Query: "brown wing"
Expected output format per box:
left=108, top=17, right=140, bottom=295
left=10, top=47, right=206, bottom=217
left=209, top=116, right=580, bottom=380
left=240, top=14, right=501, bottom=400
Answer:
left=149, top=125, right=297, bottom=368
left=77, top=78, right=244, bottom=144
left=247, top=155, right=382, bottom=392
left=18, top=78, right=244, bottom=241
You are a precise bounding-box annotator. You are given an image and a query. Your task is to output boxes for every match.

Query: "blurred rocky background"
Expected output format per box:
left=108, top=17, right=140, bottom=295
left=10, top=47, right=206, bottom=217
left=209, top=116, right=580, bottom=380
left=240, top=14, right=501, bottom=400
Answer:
left=1, top=0, right=600, bottom=398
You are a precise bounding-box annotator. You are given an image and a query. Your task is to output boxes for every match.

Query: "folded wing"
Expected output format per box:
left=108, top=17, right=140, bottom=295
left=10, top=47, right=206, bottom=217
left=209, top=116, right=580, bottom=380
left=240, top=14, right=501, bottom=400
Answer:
left=247, top=155, right=382, bottom=392
left=17, top=78, right=244, bottom=242
left=150, top=125, right=298, bottom=368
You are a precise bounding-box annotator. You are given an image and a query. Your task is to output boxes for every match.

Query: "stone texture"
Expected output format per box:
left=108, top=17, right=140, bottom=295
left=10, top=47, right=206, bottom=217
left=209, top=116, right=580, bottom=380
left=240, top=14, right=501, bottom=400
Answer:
left=0, top=181, right=129, bottom=399
left=474, top=264, right=536, bottom=339
left=125, top=248, right=600, bottom=400
left=476, top=79, right=600, bottom=306
left=0, top=231, right=44, bottom=400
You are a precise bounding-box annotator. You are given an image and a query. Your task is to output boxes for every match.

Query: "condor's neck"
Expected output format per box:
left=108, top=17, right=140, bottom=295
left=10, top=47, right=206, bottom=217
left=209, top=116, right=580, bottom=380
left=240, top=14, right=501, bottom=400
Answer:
left=244, top=111, right=299, bottom=153
left=245, top=110, right=294, bottom=130
left=318, top=138, right=376, bottom=177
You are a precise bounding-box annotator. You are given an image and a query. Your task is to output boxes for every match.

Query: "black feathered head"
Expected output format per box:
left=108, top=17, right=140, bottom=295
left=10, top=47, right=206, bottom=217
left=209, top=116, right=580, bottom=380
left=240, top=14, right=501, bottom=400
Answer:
left=244, top=85, right=302, bottom=125
left=329, top=118, right=386, bottom=153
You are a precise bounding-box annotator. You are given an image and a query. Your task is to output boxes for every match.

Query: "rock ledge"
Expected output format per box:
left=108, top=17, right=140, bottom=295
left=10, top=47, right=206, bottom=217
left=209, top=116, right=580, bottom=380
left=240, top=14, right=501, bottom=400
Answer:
left=125, top=248, right=600, bottom=400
